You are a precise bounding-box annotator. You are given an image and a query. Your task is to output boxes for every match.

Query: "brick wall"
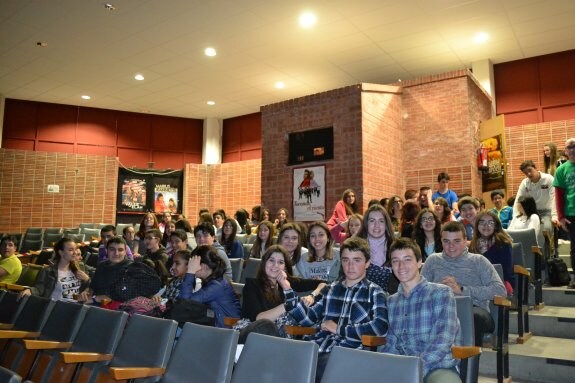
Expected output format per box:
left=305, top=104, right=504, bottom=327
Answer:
left=402, top=70, right=492, bottom=197
left=0, top=149, right=118, bottom=232
left=184, top=159, right=261, bottom=225
left=505, top=119, right=575, bottom=197
left=261, top=85, right=365, bottom=218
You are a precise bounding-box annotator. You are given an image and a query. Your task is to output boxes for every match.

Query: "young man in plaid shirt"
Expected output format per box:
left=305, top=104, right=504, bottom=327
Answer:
left=281, top=237, right=388, bottom=381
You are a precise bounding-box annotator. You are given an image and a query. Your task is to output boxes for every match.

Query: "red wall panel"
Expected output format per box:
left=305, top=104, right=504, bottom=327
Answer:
left=240, top=149, right=262, bottom=160
left=152, top=150, right=184, bottom=169
left=539, top=50, right=575, bottom=106
left=77, top=107, right=117, bottom=145
left=494, top=58, right=539, bottom=114
left=150, top=116, right=187, bottom=151
left=36, top=141, right=74, bottom=153
left=184, top=123, right=203, bottom=154
left=117, top=111, right=152, bottom=148
left=222, top=112, right=262, bottom=162
left=118, top=148, right=150, bottom=168
left=3, top=99, right=37, bottom=139
left=543, top=105, right=575, bottom=122
left=184, top=152, right=202, bottom=164
left=503, top=110, right=539, bottom=127
left=36, top=103, right=77, bottom=143
left=3, top=138, right=35, bottom=151
left=222, top=152, right=240, bottom=163
left=77, top=144, right=117, bottom=157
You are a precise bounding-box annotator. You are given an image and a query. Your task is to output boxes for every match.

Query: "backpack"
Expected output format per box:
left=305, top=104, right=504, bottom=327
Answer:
left=119, top=296, right=165, bottom=319
left=110, top=262, right=162, bottom=302
left=547, top=257, right=571, bottom=286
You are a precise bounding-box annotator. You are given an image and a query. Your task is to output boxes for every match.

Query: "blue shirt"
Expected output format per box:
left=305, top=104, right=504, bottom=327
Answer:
left=384, top=277, right=460, bottom=377
left=490, top=206, right=513, bottom=229
left=285, top=278, right=388, bottom=352
left=179, top=273, right=241, bottom=327
left=432, top=189, right=458, bottom=209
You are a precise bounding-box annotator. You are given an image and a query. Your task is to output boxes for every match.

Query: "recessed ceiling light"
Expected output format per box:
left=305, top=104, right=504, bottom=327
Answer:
left=204, top=47, right=217, bottom=57
left=275, top=81, right=285, bottom=89
left=207, top=101, right=215, bottom=106
left=36, top=42, right=48, bottom=47
left=473, top=32, right=489, bottom=44
left=299, top=12, right=317, bottom=28
left=104, top=3, right=116, bottom=11
left=81, top=95, right=91, bottom=100
left=134, top=74, right=145, bottom=81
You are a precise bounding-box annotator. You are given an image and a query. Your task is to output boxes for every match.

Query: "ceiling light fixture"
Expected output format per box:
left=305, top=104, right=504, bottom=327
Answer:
left=104, top=3, right=116, bottom=11
left=81, top=95, right=91, bottom=100
left=207, top=101, right=215, bottom=105
left=275, top=81, right=285, bottom=89
left=134, top=74, right=145, bottom=81
left=36, top=42, right=48, bottom=47
left=299, top=12, right=317, bottom=28
left=473, top=32, right=489, bottom=44
left=204, top=47, right=217, bottom=57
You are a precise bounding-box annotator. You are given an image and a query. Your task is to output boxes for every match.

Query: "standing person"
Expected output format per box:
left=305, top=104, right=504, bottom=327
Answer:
left=326, top=189, right=359, bottom=230
left=385, top=238, right=461, bottom=383
left=283, top=237, right=388, bottom=382
left=514, top=160, right=557, bottom=238
left=432, top=172, right=459, bottom=214
left=297, top=221, right=340, bottom=282
left=543, top=142, right=559, bottom=176
left=470, top=211, right=514, bottom=295
left=489, top=190, right=514, bottom=229
left=553, top=137, right=575, bottom=288
left=421, top=222, right=506, bottom=346
left=412, top=209, right=442, bottom=262
left=20, top=238, right=90, bottom=301
left=0, top=235, right=22, bottom=284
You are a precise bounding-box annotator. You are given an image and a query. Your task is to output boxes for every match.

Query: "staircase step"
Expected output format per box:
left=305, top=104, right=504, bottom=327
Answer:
left=510, top=306, right=575, bottom=339
left=480, top=335, right=575, bottom=383
left=541, top=286, right=575, bottom=307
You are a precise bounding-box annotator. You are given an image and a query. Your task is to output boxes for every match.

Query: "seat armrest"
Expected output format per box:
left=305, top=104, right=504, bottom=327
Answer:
left=109, top=367, right=166, bottom=380
left=61, top=352, right=113, bottom=363
left=452, top=346, right=481, bottom=359
left=513, top=265, right=530, bottom=277
left=531, top=246, right=543, bottom=256
left=361, top=335, right=387, bottom=347
left=23, top=340, right=73, bottom=350
left=4, top=284, right=30, bottom=291
left=0, top=330, right=40, bottom=339
left=493, top=295, right=511, bottom=307
left=223, top=317, right=239, bottom=327
left=284, top=325, right=317, bottom=336
left=0, top=324, right=14, bottom=330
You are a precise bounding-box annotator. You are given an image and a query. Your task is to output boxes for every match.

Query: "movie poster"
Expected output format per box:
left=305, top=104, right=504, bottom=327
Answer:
left=118, top=170, right=150, bottom=212
left=481, top=135, right=506, bottom=191
left=117, top=168, right=183, bottom=214
left=152, top=172, right=183, bottom=214
left=293, top=166, right=326, bottom=221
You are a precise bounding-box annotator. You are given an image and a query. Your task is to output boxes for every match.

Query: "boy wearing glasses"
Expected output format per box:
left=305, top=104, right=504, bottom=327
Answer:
left=554, top=138, right=575, bottom=288
left=421, top=222, right=505, bottom=346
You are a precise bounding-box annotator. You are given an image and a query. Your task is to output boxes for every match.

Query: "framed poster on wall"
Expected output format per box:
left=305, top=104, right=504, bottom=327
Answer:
left=481, top=135, right=506, bottom=191
left=293, top=166, right=326, bottom=221
left=117, top=168, right=183, bottom=214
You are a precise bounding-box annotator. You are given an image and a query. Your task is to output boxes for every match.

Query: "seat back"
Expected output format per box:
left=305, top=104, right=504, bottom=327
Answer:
left=63, top=228, right=81, bottom=235
left=42, top=228, right=62, bottom=235
left=66, top=233, right=86, bottom=243
left=19, top=239, right=43, bottom=254
left=511, top=242, right=525, bottom=267
left=240, top=258, right=261, bottom=283
left=506, top=229, right=539, bottom=270
left=455, top=296, right=478, bottom=383
left=164, top=322, right=239, bottom=383
left=109, top=315, right=177, bottom=369
left=42, top=233, right=63, bottom=247
left=231, top=282, right=244, bottom=306
left=242, top=244, right=253, bottom=260
left=15, top=264, right=45, bottom=287
left=70, top=306, right=128, bottom=354
left=13, top=295, right=54, bottom=332
left=0, top=366, right=22, bottom=383
left=0, top=292, right=28, bottom=325
left=39, top=301, right=88, bottom=342
left=25, top=228, right=43, bottom=235
left=321, top=346, right=422, bottom=383
left=78, top=223, right=96, bottom=230
left=231, top=333, right=318, bottom=383
left=230, top=258, right=243, bottom=282
left=81, top=228, right=101, bottom=241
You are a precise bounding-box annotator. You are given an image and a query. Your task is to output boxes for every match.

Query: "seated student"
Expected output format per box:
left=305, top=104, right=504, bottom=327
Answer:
left=412, top=209, right=443, bottom=262
left=178, top=245, right=241, bottom=327
left=421, top=222, right=506, bottom=346
left=470, top=211, right=514, bottom=295
left=457, top=197, right=479, bottom=241
left=277, top=223, right=307, bottom=271
left=161, top=220, right=176, bottom=248
left=98, top=225, right=134, bottom=262
left=419, top=186, right=433, bottom=209
left=297, top=221, right=340, bottom=282
left=174, top=218, right=197, bottom=249
left=283, top=237, right=389, bottom=382
left=220, top=218, right=243, bottom=259
left=399, top=200, right=421, bottom=238
left=78, top=236, right=162, bottom=308
left=0, top=235, right=23, bottom=284
left=122, top=225, right=136, bottom=253
left=158, top=211, right=172, bottom=234
left=168, top=230, right=193, bottom=259
left=434, top=197, right=455, bottom=224
left=242, top=245, right=324, bottom=323
left=508, top=196, right=541, bottom=239
left=330, top=213, right=363, bottom=245
left=142, top=228, right=168, bottom=265
left=157, top=249, right=193, bottom=304
left=385, top=238, right=461, bottom=383
left=249, top=221, right=275, bottom=259
left=194, top=222, right=233, bottom=280
left=489, top=190, right=513, bottom=229
left=20, top=238, right=90, bottom=301
left=134, top=213, right=160, bottom=256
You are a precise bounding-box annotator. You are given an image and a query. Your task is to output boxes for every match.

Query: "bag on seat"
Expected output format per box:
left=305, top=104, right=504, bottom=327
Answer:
left=546, top=256, right=570, bottom=286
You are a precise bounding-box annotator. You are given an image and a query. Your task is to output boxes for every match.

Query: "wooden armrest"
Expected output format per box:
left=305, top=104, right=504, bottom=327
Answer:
left=5, top=284, right=30, bottom=291
left=224, top=317, right=239, bottom=327
left=0, top=323, right=14, bottom=330
left=23, top=340, right=73, bottom=350
left=361, top=335, right=387, bottom=347
left=284, top=325, right=317, bottom=336
left=531, top=246, right=543, bottom=256
left=452, top=346, right=481, bottom=359
left=513, top=265, right=530, bottom=277
left=493, top=295, right=511, bottom=307
left=0, top=330, right=40, bottom=339
left=28, top=250, right=41, bottom=255
left=61, top=352, right=113, bottom=363
left=109, top=367, right=166, bottom=380
left=0, top=282, right=6, bottom=289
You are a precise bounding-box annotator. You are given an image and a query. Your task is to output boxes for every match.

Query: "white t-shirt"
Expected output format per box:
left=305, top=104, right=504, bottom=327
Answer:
left=51, top=269, right=82, bottom=302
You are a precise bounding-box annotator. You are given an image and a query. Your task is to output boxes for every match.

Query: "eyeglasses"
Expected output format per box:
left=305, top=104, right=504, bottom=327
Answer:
left=421, top=217, right=435, bottom=222
left=478, top=220, right=495, bottom=227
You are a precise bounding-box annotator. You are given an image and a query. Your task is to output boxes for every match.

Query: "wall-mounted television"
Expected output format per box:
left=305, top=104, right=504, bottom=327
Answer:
left=288, top=127, right=334, bottom=165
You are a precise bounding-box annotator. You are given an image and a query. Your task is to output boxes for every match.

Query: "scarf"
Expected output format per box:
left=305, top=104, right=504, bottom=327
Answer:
left=369, top=236, right=387, bottom=267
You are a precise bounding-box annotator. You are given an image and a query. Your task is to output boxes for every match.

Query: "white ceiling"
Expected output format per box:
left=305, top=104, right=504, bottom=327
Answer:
left=1, top=0, right=574, bottom=120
